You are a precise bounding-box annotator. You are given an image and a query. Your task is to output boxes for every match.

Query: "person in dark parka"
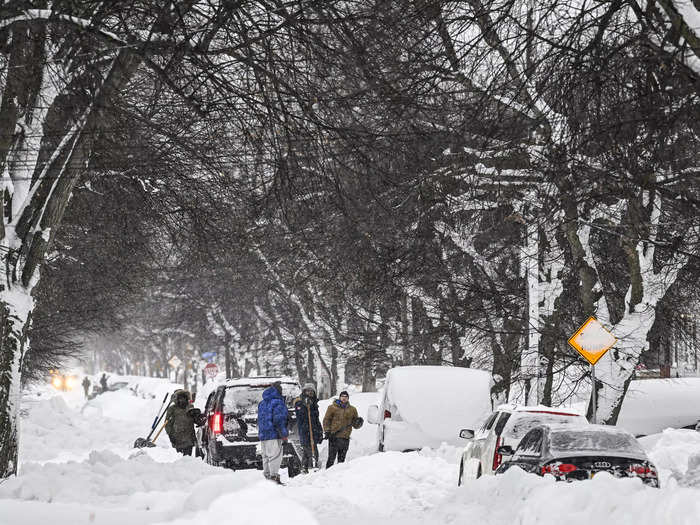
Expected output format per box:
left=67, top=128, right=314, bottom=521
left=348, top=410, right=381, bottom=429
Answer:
left=164, top=389, right=203, bottom=456
left=294, top=383, right=323, bottom=472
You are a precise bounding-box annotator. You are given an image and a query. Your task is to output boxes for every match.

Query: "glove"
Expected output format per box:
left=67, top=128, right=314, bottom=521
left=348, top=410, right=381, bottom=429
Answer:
left=324, top=432, right=331, bottom=441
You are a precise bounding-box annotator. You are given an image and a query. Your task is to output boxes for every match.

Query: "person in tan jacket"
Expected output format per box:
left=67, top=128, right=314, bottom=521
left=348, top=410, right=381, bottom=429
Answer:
left=323, top=391, right=362, bottom=468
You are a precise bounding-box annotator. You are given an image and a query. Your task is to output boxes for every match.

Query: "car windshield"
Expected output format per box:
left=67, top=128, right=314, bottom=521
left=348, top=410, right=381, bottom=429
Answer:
left=224, top=383, right=300, bottom=414
left=549, top=429, right=644, bottom=455
left=504, top=413, right=581, bottom=440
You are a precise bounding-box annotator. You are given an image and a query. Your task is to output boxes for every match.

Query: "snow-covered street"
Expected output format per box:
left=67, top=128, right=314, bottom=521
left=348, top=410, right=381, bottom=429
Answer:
left=3, top=378, right=700, bottom=525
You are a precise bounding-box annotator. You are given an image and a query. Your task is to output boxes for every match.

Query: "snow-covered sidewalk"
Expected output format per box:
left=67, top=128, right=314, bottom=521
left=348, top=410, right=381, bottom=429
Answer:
left=3, top=379, right=700, bottom=525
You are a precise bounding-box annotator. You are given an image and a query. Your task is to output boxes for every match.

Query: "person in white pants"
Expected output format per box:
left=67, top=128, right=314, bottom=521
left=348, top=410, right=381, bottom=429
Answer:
left=257, top=381, right=289, bottom=484
left=261, top=439, right=284, bottom=479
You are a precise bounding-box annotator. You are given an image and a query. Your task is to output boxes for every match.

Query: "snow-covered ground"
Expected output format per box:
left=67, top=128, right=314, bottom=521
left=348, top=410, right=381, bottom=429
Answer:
left=3, top=375, right=700, bottom=525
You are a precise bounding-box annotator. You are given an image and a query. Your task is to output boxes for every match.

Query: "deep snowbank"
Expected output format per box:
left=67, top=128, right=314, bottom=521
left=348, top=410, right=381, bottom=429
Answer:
left=443, top=466, right=700, bottom=525
left=4, top=375, right=700, bottom=525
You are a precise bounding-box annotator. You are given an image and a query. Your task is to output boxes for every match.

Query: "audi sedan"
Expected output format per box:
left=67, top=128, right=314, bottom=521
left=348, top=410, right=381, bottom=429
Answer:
left=496, top=423, right=659, bottom=487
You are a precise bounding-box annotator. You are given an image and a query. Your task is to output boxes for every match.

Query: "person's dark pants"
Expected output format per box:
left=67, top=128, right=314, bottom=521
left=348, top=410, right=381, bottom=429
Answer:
left=326, top=437, right=349, bottom=468
left=176, top=446, right=193, bottom=456
left=301, top=443, right=319, bottom=470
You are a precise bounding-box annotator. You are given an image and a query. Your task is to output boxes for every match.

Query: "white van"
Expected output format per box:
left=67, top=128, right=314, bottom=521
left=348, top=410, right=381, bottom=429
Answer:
left=367, top=366, right=493, bottom=452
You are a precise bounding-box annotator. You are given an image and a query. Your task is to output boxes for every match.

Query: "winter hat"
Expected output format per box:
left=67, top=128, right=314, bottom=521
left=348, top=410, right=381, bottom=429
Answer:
left=339, top=390, right=349, bottom=398
left=272, top=381, right=283, bottom=395
left=302, top=383, right=316, bottom=394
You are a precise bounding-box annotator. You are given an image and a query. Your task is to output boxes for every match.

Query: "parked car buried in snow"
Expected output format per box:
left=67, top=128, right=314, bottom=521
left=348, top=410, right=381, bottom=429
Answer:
left=458, top=404, right=588, bottom=484
left=367, top=366, right=493, bottom=452
left=198, top=377, right=303, bottom=476
left=495, top=423, right=660, bottom=487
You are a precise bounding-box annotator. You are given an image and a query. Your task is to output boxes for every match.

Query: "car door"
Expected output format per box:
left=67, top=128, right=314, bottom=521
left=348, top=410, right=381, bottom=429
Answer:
left=472, top=411, right=499, bottom=473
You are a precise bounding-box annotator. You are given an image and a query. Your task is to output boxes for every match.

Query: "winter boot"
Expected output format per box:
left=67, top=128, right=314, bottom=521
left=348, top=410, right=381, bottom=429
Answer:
left=270, top=474, right=284, bottom=485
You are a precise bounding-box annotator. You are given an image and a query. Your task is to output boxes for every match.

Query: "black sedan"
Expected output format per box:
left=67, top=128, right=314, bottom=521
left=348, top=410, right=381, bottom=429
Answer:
left=496, top=423, right=659, bottom=487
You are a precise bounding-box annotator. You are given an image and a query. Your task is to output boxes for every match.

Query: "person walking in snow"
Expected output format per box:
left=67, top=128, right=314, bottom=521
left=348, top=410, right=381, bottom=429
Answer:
left=99, top=373, right=108, bottom=392
left=164, top=389, right=203, bottom=456
left=257, top=381, right=289, bottom=484
left=82, top=376, right=91, bottom=398
left=323, top=391, right=362, bottom=468
left=294, top=383, right=323, bottom=472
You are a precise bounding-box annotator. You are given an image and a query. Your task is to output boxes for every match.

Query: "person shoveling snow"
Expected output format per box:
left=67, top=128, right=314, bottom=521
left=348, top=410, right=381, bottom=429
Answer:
left=164, top=389, right=205, bottom=456
left=294, top=383, right=324, bottom=472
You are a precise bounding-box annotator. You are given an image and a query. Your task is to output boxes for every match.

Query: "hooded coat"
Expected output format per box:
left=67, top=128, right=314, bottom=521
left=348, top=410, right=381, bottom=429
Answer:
left=294, top=393, right=323, bottom=446
left=257, top=386, right=289, bottom=441
left=165, top=390, right=196, bottom=448
left=323, top=399, right=359, bottom=440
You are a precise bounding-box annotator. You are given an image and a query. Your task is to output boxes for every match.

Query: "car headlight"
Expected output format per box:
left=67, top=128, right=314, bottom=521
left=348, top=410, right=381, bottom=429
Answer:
left=52, top=376, right=63, bottom=389
left=65, top=376, right=77, bottom=390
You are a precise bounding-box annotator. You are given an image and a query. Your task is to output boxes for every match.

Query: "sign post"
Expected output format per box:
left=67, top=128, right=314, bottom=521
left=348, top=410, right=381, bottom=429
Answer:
left=567, top=316, right=617, bottom=424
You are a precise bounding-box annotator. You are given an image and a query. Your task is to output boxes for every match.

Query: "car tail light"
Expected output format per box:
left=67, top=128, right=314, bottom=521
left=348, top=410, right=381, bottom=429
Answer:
left=493, top=437, right=502, bottom=471
left=629, top=464, right=657, bottom=477
left=384, top=410, right=391, bottom=419
left=541, top=463, right=577, bottom=475
left=210, top=412, right=223, bottom=434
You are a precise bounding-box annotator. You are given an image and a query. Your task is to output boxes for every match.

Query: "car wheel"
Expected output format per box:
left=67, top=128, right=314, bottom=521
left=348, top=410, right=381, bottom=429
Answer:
left=458, top=460, right=464, bottom=486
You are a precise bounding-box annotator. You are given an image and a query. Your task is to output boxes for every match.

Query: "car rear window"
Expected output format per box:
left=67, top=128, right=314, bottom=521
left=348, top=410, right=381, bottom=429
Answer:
left=223, top=383, right=300, bottom=414
left=549, top=429, right=644, bottom=455
left=503, top=413, right=582, bottom=440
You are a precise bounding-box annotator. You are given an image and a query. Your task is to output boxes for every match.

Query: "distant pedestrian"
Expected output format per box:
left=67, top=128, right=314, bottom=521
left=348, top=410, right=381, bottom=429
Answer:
left=99, top=373, right=108, bottom=392
left=82, top=376, right=91, bottom=398
left=257, top=381, right=289, bottom=484
left=164, top=389, right=204, bottom=456
left=294, top=383, right=323, bottom=472
left=323, top=391, right=362, bottom=468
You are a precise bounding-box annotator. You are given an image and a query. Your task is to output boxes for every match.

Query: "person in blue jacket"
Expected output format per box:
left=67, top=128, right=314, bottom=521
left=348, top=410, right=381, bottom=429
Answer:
left=294, top=383, right=323, bottom=472
left=257, top=381, right=289, bottom=484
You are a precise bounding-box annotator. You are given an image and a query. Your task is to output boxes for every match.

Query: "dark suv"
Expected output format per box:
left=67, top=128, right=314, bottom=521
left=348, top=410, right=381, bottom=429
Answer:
left=199, top=377, right=303, bottom=476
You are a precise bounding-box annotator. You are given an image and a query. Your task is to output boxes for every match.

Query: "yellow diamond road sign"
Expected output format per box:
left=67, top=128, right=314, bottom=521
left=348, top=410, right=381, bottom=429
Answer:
left=568, top=316, right=617, bottom=365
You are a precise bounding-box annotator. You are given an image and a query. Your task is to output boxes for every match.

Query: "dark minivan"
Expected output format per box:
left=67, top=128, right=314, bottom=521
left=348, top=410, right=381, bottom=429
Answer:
left=199, top=377, right=303, bottom=476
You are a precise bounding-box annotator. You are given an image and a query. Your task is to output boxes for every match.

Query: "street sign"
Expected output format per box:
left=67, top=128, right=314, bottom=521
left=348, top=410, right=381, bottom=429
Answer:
left=201, top=351, right=217, bottom=362
left=568, top=316, right=617, bottom=365
left=168, top=355, right=182, bottom=369
left=204, top=363, right=218, bottom=379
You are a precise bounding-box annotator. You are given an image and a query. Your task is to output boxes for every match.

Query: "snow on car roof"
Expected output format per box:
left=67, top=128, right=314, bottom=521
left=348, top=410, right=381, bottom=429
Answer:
left=222, top=376, right=299, bottom=387
left=385, top=366, right=493, bottom=444
left=543, top=423, right=645, bottom=455
left=496, top=404, right=584, bottom=416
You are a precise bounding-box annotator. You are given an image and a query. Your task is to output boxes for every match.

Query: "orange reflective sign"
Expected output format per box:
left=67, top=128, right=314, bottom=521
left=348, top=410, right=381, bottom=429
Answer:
left=568, top=316, right=617, bottom=365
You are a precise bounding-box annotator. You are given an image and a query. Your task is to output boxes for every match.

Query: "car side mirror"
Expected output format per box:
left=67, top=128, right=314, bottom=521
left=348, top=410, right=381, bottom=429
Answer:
left=497, top=445, right=514, bottom=456
left=459, top=429, right=475, bottom=440
left=367, top=405, right=379, bottom=425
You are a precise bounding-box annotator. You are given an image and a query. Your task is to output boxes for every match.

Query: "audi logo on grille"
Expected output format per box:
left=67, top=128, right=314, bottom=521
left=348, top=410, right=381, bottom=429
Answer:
left=594, top=461, right=611, bottom=468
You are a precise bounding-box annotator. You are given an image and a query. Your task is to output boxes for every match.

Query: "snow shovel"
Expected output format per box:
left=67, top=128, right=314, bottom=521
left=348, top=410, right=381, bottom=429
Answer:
left=134, top=392, right=171, bottom=448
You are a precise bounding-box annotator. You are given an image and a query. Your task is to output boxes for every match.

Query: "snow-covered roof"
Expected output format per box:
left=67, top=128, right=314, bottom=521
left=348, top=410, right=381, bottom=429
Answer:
left=385, top=366, right=493, bottom=444
left=222, top=376, right=299, bottom=387
left=496, top=404, right=584, bottom=416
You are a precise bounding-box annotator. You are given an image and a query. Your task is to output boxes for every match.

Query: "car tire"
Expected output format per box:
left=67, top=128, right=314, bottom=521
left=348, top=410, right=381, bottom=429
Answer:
left=458, top=460, right=464, bottom=486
